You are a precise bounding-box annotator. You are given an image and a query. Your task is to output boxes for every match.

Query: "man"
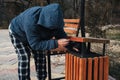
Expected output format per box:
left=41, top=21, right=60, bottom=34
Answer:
left=9, top=3, right=69, bottom=80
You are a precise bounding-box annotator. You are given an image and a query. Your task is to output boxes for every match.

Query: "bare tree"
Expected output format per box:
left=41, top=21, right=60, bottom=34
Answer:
left=85, top=0, right=113, bottom=38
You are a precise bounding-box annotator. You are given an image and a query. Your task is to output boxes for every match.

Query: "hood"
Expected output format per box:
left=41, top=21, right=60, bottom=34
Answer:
left=37, top=3, right=64, bottom=29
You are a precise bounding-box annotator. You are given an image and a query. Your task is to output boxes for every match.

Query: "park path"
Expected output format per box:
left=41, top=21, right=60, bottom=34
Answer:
left=0, top=29, right=65, bottom=80
left=0, top=29, right=38, bottom=80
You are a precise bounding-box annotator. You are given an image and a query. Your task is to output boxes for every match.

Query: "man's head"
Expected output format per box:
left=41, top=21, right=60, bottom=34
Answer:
left=37, top=3, right=64, bottom=29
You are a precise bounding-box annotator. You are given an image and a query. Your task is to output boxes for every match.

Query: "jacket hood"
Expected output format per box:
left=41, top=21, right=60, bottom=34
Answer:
left=37, top=3, right=64, bottom=29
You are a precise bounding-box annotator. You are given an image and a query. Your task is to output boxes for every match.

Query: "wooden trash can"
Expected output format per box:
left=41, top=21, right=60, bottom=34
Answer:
left=65, top=53, right=109, bottom=80
left=65, top=37, right=110, bottom=80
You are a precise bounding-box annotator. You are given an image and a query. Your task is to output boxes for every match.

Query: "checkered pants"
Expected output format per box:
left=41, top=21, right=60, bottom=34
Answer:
left=9, top=32, right=47, bottom=80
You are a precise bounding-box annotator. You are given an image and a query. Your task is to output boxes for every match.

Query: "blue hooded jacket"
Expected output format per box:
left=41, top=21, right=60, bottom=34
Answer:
left=10, top=3, right=67, bottom=51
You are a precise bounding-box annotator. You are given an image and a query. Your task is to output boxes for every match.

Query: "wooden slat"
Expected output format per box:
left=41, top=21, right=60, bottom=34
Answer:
left=66, top=53, right=70, bottom=80
left=79, top=58, right=86, bottom=80
left=70, top=54, right=74, bottom=80
left=99, top=57, right=104, bottom=80
left=64, top=19, right=80, bottom=36
left=65, top=53, right=69, bottom=80
left=64, top=19, right=80, bottom=23
left=103, top=56, right=109, bottom=80
left=69, top=54, right=71, bottom=80
left=68, top=54, right=71, bottom=80
left=65, top=23, right=79, bottom=28
left=87, top=58, right=93, bottom=80
left=64, top=28, right=77, bottom=34
left=73, top=56, right=77, bottom=80
left=93, top=57, right=99, bottom=80
left=76, top=57, right=79, bottom=80
left=83, top=58, right=87, bottom=80
left=68, top=36, right=110, bottom=44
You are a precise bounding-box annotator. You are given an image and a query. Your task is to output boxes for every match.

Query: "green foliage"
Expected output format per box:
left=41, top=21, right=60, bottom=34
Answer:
left=106, top=28, right=120, bottom=40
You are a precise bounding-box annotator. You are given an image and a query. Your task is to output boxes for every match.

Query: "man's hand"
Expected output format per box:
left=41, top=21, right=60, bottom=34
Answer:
left=51, top=39, right=69, bottom=52
left=57, top=39, right=70, bottom=47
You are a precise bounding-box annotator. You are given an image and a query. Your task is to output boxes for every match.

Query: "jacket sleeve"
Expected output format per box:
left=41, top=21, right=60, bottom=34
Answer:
left=24, top=26, right=58, bottom=51
left=54, top=28, right=67, bottom=39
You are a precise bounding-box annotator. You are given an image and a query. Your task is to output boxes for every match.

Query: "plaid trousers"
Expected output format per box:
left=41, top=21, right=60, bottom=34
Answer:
left=9, top=32, right=47, bottom=80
